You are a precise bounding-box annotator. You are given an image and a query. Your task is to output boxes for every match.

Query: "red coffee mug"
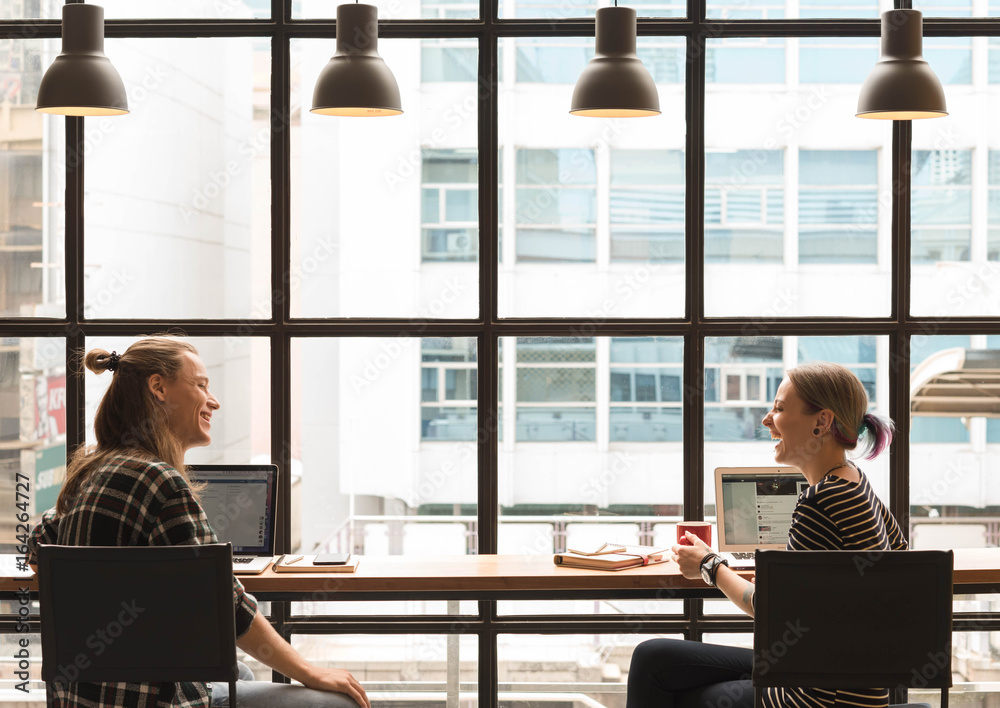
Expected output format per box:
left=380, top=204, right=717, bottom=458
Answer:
left=676, top=521, right=712, bottom=546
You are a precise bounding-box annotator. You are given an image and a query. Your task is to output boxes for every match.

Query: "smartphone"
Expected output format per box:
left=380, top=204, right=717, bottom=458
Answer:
left=313, top=552, right=351, bottom=565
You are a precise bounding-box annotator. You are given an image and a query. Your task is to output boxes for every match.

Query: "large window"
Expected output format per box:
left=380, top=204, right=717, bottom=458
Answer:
left=7, top=0, right=1000, bottom=700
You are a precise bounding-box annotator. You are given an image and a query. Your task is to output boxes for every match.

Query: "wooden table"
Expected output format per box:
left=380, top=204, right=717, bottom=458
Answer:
left=6, top=549, right=1000, bottom=599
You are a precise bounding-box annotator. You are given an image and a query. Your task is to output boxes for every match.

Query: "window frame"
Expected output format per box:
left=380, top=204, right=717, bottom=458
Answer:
left=5, top=0, right=1000, bottom=699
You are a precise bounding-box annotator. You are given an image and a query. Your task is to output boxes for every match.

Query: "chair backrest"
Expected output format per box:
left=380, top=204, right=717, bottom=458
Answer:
left=752, top=549, right=952, bottom=695
left=38, top=543, right=239, bottom=689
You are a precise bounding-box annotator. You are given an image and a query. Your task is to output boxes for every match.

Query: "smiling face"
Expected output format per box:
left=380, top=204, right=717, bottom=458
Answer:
left=761, top=377, right=825, bottom=467
left=148, top=352, right=220, bottom=453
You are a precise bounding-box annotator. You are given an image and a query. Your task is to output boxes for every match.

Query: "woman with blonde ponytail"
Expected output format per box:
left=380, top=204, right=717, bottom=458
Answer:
left=28, top=336, right=368, bottom=708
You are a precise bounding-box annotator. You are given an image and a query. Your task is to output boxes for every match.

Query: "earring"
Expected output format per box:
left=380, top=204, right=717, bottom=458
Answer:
left=813, top=428, right=820, bottom=436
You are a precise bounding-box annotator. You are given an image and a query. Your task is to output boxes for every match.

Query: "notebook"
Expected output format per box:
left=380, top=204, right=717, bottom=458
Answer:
left=272, top=554, right=361, bottom=573
left=714, top=466, right=808, bottom=569
left=554, top=543, right=670, bottom=571
left=188, top=464, right=278, bottom=575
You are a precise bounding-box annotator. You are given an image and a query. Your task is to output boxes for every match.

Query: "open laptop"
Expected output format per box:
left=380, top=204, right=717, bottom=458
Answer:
left=714, top=466, right=809, bottom=569
left=188, top=464, right=278, bottom=575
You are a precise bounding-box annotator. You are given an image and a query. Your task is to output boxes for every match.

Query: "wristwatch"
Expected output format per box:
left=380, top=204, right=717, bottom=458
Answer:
left=700, top=553, right=729, bottom=587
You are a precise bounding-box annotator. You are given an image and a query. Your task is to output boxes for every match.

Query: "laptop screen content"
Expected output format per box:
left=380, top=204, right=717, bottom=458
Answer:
left=719, top=471, right=809, bottom=547
left=190, top=467, right=276, bottom=555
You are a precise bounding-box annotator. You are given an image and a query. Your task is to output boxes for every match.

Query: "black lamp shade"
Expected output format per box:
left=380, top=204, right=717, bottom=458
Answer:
left=856, top=9, right=947, bottom=120
left=36, top=4, right=128, bottom=117
left=311, top=3, right=403, bottom=117
left=570, top=6, right=660, bottom=118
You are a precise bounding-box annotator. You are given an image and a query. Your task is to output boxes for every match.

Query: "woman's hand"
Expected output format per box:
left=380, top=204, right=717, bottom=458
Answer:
left=671, top=531, right=715, bottom=579
left=301, top=667, right=370, bottom=708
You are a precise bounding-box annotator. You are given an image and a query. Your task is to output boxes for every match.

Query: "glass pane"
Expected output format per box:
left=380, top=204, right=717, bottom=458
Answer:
left=86, top=38, right=271, bottom=320
left=103, top=0, right=271, bottom=18
left=498, top=598, right=684, bottom=614
left=421, top=42, right=478, bottom=81
left=497, top=634, right=677, bottom=704
left=85, top=337, right=269, bottom=465
left=0, top=37, right=65, bottom=318
left=909, top=632, right=1000, bottom=704
left=913, top=0, right=976, bottom=16
left=295, top=338, right=478, bottom=561
left=297, top=0, right=471, bottom=20
left=293, top=39, right=478, bottom=317
left=909, top=336, right=1000, bottom=544
left=707, top=39, right=785, bottom=83
left=1, top=338, right=66, bottom=522
left=800, top=38, right=877, bottom=83
left=799, top=150, right=879, bottom=264
left=501, top=0, right=685, bottom=19
left=499, top=38, right=685, bottom=317
left=705, top=335, right=889, bottom=520
left=923, top=38, right=973, bottom=84
left=710, top=0, right=877, bottom=19
left=423, top=149, right=479, bottom=262
left=705, top=43, right=891, bottom=317
left=908, top=143, right=987, bottom=315
left=290, top=634, right=477, bottom=700
left=500, top=337, right=683, bottom=529
left=1, top=0, right=272, bottom=19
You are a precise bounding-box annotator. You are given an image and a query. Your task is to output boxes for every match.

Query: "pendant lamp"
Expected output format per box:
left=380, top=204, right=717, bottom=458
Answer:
left=570, top=5, right=659, bottom=118
left=36, top=3, right=128, bottom=117
left=856, top=9, right=946, bottom=120
left=311, top=3, right=402, bottom=117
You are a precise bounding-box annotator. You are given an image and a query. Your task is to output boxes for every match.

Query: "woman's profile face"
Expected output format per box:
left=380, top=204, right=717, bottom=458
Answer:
left=761, top=378, right=820, bottom=467
left=152, top=352, right=220, bottom=453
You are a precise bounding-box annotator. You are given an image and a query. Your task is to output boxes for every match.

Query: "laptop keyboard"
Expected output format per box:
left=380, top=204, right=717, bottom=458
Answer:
left=729, top=552, right=755, bottom=561
left=233, top=557, right=255, bottom=564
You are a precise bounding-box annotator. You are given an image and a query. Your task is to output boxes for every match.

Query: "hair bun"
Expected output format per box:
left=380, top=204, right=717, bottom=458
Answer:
left=83, top=349, right=120, bottom=374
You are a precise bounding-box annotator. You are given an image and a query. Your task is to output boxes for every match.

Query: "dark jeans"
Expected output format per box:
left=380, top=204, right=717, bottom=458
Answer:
left=211, top=662, right=359, bottom=708
left=626, top=638, right=754, bottom=708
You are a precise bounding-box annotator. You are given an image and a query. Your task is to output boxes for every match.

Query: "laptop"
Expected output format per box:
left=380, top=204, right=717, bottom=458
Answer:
left=188, top=464, right=279, bottom=575
left=714, top=466, right=809, bottom=569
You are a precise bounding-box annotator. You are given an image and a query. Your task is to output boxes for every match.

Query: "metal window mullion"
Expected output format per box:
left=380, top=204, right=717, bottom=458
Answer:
left=890, top=118, right=912, bottom=530
left=269, top=15, right=294, bottom=685
left=65, top=116, right=86, bottom=456
left=684, top=16, right=706, bottom=525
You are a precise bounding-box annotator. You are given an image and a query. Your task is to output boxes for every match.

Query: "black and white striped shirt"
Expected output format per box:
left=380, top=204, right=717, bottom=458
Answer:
left=763, top=469, right=908, bottom=708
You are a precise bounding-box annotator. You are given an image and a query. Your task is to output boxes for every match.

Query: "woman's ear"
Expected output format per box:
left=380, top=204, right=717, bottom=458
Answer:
left=816, top=410, right=834, bottom=432
left=148, top=374, right=167, bottom=402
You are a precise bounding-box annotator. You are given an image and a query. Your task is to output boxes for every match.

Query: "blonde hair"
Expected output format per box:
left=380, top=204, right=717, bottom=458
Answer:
left=56, top=336, right=204, bottom=516
left=786, top=361, right=894, bottom=460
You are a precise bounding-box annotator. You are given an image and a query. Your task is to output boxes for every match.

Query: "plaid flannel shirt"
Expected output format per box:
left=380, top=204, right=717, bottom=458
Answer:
left=28, top=454, right=258, bottom=708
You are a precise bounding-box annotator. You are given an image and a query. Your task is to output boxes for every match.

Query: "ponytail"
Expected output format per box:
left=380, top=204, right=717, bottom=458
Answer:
left=857, top=412, right=894, bottom=460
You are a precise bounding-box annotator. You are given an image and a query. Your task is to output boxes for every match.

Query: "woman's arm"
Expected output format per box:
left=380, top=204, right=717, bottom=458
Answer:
left=236, top=613, right=370, bottom=708
left=672, top=531, right=755, bottom=617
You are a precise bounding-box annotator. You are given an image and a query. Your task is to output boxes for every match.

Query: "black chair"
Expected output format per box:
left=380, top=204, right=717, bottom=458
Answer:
left=752, top=549, right=953, bottom=708
left=38, top=543, right=239, bottom=708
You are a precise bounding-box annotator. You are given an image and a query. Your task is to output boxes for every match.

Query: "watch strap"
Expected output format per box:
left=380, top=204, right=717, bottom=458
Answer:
left=699, top=553, right=728, bottom=587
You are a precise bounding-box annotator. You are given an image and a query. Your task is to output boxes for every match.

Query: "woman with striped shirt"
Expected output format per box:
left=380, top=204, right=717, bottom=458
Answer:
left=626, top=361, right=906, bottom=708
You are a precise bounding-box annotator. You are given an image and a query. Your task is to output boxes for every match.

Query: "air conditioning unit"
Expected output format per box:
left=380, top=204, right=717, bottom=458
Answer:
left=446, top=231, right=475, bottom=257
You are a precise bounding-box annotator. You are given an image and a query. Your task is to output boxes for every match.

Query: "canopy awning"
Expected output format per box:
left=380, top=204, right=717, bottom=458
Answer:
left=910, top=348, right=1000, bottom=417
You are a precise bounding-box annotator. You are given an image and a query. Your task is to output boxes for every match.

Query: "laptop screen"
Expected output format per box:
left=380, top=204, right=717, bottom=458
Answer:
left=716, top=467, right=809, bottom=550
left=188, top=465, right=277, bottom=555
